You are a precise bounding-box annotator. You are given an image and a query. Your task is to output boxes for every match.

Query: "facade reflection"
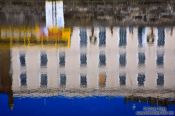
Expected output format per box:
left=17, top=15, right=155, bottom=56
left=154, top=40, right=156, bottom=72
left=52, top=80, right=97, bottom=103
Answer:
left=0, top=0, right=175, bottom=114
left=9, top=26, right=175, bottom=98
left=125, top=96, right=175, bottom=106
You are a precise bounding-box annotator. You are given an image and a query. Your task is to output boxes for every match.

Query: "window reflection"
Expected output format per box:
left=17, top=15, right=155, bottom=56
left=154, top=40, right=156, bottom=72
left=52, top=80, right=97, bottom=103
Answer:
left=20, top=73, right=27, bottom=87
left=119, top=74, right=126, bottom=86
left=137, top=73, right=145, bottom=86
left=59, top=52, right=65, bottom=67
left=40, top=74, right=47, bottom=88
left=157, top=28, right=165, bottom=47
left=99, top=73, right=106, bottom=88
left=40, top=52, right=48, bottom=67
left=99, top=27, right=106, bottom=47
left=80, top=53, right=87, bottom=67
left=20, top=54, right=26, bottom=67
left=157, top=73, right=164, bottom=87
left=99, top=52, right=106, bottom=67
left=119, top=53, right=126, bottom=67
left=147, top=27, right=155, bottom=45
left=80, top=74, right=87, bottom=88
left=90, top=27, right=97, bottom=45
left=119, top=27, right=127, bottom=47
left=138, top=52, right=145, bottom=66
left=60, top=74, right=66, bottom=88
left=129, top=26, right=133, bottom=34
left=138, top=27, right=145, bottom=47
left=157, top=53, right=164, bottom=66
left=80, top=28, right=87, bottom=48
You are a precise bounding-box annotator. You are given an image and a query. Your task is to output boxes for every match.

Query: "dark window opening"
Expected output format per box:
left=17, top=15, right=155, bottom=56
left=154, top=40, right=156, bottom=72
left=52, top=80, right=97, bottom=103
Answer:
left=20, top=54, right=26, bottom=67
left=119, top=74, right=126, bottom=86
left=157, top=53, right=164, bottom=66
left=138, top=27, right=145, bottom=47
left=20, top=73, right=27, bottom=87
left=138, top=52, right=145, bottom=65
left=157, top=73, right=164, bottom=86
left=80, top=75, right=87, bottom=88
left=99, top=28, right=106, bottom=47
left=40, top=53, right=48, bottom=67
left=137, top=74, right=145, bottom=86
left=80, top=53, right=87, bottom=66
left=80, top=28, right=87, bottom=48
left=41, top=74, right=47, bottom=87
left=157, top=28, right=165, bottom=47
left=60, top=74, right=66, bottom=87
left=99, top=53, right=106, bottom=66
left=119, top=53, right=126, bottom=67
left=119, top=28, right=127, bottom=47
left=59, top=52, right=65, bottom=67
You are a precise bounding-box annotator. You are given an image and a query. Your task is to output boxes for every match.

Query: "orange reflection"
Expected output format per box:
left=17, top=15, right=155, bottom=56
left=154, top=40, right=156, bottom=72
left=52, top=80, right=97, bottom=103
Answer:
left=99, top=73, right=106, bottom=88
left=0, top=26, right=71, bottom=48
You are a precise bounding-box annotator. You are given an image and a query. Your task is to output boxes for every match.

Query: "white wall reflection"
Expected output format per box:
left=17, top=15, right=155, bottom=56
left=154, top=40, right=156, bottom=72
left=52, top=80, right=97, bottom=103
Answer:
left=11, top=27, right=175, bottom=96
left=45, top=1, right=64, bottom=27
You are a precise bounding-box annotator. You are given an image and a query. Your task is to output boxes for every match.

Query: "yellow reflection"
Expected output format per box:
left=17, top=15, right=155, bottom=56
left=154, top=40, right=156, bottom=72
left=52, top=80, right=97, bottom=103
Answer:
left=99, top=73, right=106, bottom=88
left=0, top=26, right=71, bottom=48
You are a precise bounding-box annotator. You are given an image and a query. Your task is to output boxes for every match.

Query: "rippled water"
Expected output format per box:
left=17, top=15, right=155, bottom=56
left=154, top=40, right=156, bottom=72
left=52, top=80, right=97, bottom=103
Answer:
left=0, top=26, right=175, bottom=116
left=0, top=0, right=175, bottom=116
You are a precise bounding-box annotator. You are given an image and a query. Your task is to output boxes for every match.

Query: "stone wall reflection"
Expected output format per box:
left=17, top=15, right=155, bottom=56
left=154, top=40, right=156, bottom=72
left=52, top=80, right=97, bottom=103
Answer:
left=1, top=0, right=175, bottom=25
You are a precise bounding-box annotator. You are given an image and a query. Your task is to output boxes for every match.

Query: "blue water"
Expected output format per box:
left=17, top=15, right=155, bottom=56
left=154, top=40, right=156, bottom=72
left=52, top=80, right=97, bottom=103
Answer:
left=0, top=94, right=175, bottom=116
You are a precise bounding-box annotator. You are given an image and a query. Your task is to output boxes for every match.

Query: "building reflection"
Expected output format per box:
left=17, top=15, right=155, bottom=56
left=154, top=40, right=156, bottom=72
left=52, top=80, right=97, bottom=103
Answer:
left=125, top=96, right=175, bottom=106
left=0, top=0, right=175, bottom=112
left=10, top=27, right=175, bottom=93
left=1, top=26, right=175, bottom=109
left=0, top=26, right=71, bottom=48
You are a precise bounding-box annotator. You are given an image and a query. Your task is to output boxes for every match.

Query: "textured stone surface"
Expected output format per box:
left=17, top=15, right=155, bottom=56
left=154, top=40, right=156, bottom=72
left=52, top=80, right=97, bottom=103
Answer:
left=0, top=0, right=175, bottom=26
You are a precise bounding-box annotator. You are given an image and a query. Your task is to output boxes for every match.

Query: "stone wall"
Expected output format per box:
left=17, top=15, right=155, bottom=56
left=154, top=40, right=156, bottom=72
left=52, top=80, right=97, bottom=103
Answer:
left=64, top=1, right=175, bottom=26
left=0, top=0, right=175, bottom=26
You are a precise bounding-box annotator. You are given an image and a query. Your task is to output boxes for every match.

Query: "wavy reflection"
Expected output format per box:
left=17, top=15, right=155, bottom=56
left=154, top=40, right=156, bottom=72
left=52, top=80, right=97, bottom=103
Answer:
left=0, top=27, right=175, bottom=110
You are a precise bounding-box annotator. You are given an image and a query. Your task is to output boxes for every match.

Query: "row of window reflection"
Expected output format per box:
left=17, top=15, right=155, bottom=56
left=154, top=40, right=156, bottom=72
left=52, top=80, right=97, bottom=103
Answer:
left=20, top=73, right=164, bottom=88
left=19, top=52, right=164, bottom=68
left=79, top=27, right=165, bottom=47
left=20, top=52, right=66, bottom=67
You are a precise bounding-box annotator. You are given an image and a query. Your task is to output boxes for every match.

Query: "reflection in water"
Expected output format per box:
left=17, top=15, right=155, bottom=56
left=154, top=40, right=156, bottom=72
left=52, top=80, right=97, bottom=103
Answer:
left=80, top=28, right=88, bottom=48
left=0, top=1, right=175, bottom=115
left=0, top=27, right=175, bottom=114
left=119, top=73, right=126, bottom=86
left=0, top=47, right=13, bottom=109
left=40, top=74, right=48, bottom=88
left=20, top=73, right=27, bottom=87
left=60, top=74, right=66, bottom=88
left=138, top=52, right=145, bottom=66
left=99, top=73, right=106, bottom=88
left=59, top=51, right=65, bottom=67
left=80, top=74, right=87, bottom=88
left=45, top=1, right=64, bottom=27
left=40, top=52, right=48, bottom=67
left=125, top=96, right=175, bottom=106
left=80, top=52, right=87, bottom=67
left=7, top=27, right=175, bottom=92
left=119, top=28, right=127, bottom=47
left=7, top=27, right=175, bottom=89
left=137, top=73, right=145, bottom=87
left=0, top=26, right=71, bottom=47
left=157, top=73, right=164, bottom=87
